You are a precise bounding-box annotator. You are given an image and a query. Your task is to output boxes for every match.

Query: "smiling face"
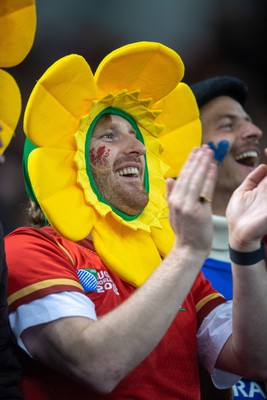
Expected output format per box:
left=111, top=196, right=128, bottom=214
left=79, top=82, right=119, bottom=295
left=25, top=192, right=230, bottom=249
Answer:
left=89, top=113, right=148, bottom=216
left=201, top=96, right=262, bottom=196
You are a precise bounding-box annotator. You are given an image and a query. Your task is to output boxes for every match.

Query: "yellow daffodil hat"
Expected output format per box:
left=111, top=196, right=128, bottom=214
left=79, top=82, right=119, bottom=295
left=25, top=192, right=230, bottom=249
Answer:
left=0, top=0, right=36, bottom=154
left=23, top=41, right=201, bottom=286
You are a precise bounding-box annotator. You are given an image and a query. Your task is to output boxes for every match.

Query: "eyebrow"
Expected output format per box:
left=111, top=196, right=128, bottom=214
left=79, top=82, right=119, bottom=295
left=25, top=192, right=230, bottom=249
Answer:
left=201, top=112, right=251, bottom=124
left=219, top=113, right=252, bottom=122
left=109, top=123, right=137, bottom=134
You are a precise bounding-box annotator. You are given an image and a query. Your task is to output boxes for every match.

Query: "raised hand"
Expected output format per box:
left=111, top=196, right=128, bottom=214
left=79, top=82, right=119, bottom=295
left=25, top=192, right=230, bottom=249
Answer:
left=226, top=163, right=267, bottom=251
left=166, top=145, right=217, bottom=257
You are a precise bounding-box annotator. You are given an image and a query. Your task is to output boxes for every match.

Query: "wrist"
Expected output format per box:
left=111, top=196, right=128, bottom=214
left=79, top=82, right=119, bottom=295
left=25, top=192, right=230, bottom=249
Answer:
left=228, top=233, right=261, bottom=252
left=172, top=241, right=209, bottom=268
left=229, top=242, right=265, bottom=265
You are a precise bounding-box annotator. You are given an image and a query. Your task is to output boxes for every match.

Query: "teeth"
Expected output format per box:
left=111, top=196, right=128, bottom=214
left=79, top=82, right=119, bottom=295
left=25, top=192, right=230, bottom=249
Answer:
left=236, top=151, right=258, bottom=161
left=116, top=167, right=139, bottom=176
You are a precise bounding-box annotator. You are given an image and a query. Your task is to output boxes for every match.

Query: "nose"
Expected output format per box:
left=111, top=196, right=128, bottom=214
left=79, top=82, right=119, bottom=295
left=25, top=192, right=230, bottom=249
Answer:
left=123, top=134, right=146, bottom=156
left=243, top=121, right=263, bottom=142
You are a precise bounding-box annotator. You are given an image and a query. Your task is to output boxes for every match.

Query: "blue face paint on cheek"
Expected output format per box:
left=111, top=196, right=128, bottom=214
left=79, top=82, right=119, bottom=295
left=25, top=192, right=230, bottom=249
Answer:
left=208, top=140, right=230, bottom=165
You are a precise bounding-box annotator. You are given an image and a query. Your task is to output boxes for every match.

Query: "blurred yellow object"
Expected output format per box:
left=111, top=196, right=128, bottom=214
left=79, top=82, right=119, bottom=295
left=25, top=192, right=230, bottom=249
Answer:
left=0, top=69, right=21, bottom=153
left=0, top=0, right=36, bottom=153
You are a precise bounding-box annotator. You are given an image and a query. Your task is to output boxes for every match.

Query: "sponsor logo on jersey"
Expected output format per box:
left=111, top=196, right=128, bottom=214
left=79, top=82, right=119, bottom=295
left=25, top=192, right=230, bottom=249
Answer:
left=77, top=269, right=119, bottom=295
left=77, top=268, right=98, bottom=292
left=97, top=270, right=119, bottom=295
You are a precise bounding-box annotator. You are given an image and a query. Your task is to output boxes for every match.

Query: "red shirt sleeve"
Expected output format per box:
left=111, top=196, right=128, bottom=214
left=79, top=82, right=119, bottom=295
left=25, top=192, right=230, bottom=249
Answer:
left=193, top=271, right=226, bottom=328
left=5, top=227, right=84, bottom=312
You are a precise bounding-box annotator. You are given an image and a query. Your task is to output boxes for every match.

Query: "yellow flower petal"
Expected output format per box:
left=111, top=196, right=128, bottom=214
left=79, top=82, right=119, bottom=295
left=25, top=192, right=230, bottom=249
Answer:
left=28, top=147, right=94, bottom=240
left=0, top=0, right=36, bottom=67
left=0, top=69, right=21, bottom=154
left=24, top=55, right=97, bottom=149
left=92, top=213, right=162, bottom=286
left=160, top=119, right=201, bottom=178
left=28, top=147, right=77, bottom=200
left=151, top=218, right=175, bottom=258
left=43, top=186, right=95, bottom=241
left=154, top=83, right=202, bottom=178
left=95, top=41, right=184, bottom=103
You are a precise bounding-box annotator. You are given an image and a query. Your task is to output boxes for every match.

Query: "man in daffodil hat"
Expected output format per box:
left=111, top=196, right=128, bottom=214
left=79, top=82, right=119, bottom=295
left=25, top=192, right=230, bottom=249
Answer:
left=21, top=41, right=202, bottom=286
left=6, top=41, right=267, bottom=399
left=0, top=0, right=36, bottom=398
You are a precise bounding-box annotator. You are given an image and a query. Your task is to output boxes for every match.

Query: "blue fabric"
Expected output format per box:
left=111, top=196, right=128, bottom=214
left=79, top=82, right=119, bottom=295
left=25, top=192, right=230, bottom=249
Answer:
left=202, top=257, right=266, bottom=399
left=202, top=258, right=233, bottom=300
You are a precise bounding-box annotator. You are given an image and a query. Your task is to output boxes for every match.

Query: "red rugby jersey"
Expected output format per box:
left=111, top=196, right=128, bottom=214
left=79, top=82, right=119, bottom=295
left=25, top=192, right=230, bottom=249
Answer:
left=5, top=226, right=226, bottom=400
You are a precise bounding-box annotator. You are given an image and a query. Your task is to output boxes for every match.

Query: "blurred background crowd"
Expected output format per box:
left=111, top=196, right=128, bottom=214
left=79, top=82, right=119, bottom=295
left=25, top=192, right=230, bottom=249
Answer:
left=1, top=0, right=267, bottom=234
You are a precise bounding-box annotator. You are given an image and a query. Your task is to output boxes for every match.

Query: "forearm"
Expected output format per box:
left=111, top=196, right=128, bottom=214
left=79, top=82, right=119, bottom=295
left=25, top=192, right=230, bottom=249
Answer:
left=85, top=247, right=205, bottom=384
left=24, top=245, right=206, bottom=392
left=231, top=259, right=267, bottom=377
left=224, top=164, right=267, bottom=378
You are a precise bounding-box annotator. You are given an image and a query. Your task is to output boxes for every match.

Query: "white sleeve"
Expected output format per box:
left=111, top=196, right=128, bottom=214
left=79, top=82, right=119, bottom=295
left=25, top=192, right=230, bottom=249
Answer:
left=197, top=300, right=242, bottom=388
left=9, top=291, right=97, bottom=354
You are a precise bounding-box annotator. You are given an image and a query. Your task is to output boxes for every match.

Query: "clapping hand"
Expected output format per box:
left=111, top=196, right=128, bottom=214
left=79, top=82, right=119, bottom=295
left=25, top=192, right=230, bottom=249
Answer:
left=226, top=161, right=267, bottom=252
left=166, top=145, right=217, bottom=257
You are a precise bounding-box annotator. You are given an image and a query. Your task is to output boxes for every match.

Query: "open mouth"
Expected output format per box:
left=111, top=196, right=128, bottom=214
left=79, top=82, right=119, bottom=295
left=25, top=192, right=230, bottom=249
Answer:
left=116, top=167, right=140, bottom=178
left=235, top=151, right=258, bottom=167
